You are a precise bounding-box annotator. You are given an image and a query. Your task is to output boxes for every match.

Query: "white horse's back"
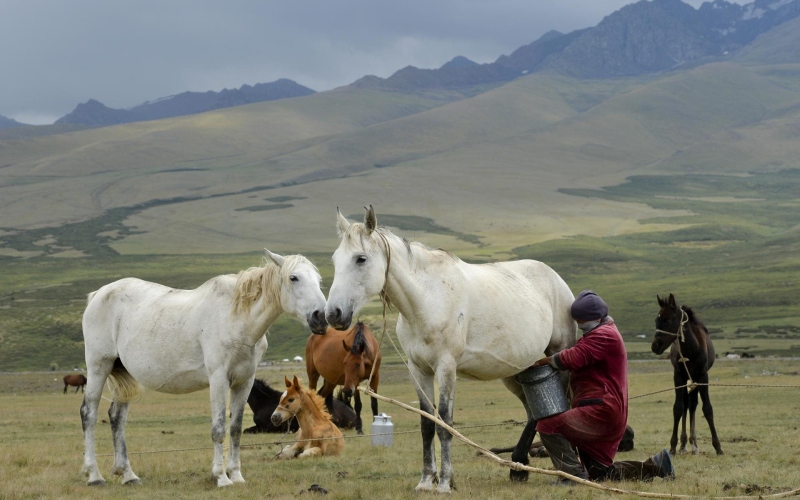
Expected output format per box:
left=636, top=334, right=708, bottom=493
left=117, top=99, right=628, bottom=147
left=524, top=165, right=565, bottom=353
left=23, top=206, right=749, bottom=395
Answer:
left=83, top=276, right=239, bottom=394
left=394, top=256, right=574, bottom=381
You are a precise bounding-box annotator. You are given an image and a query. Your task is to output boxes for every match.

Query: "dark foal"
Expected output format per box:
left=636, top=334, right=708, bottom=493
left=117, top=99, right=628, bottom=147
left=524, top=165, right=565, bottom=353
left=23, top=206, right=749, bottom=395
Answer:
left=652, top=294, right=723, bottom=456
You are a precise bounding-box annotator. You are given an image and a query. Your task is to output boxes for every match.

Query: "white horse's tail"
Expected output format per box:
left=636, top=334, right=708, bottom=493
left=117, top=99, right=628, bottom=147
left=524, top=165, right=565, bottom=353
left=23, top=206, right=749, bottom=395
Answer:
left=107, top=361, right=142, bottom=403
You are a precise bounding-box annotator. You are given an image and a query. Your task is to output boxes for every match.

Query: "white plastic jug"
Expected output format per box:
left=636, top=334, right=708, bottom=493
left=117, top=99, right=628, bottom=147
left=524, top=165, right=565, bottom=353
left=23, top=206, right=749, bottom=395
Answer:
left=371, top=413, right=394, bottom=446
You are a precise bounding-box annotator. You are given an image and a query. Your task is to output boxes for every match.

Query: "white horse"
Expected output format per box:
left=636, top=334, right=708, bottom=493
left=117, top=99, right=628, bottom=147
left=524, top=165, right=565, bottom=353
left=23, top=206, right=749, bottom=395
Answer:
left=325, top=207, right=576, bottom=493
left=80, top=250, right=327, bottom=487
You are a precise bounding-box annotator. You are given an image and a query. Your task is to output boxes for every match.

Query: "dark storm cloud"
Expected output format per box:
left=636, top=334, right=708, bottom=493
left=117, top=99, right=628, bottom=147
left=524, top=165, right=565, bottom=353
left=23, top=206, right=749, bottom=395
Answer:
left=0, top=0, right=727, bottom=124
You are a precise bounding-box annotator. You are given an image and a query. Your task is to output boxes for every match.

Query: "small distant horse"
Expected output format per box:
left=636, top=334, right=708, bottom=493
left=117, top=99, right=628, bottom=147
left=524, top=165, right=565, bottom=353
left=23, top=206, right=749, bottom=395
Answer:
left=325, top=206, right=576, bottom=492
left=652, top=294, right=723, bottom=456
left=272, top=375, right=344, bottom=458
left=79, top=250, right=328, bottom=487
left=243, top=379, right=357, bottom=433
left=64, top=374, right=87, bottom=394
left=306, top=322, right=381, bottom=434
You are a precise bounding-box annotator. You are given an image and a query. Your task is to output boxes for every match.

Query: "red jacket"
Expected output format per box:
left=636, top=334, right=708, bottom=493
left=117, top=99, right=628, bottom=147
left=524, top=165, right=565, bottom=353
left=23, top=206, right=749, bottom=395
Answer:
left=537, top=318, right=629, bottom=465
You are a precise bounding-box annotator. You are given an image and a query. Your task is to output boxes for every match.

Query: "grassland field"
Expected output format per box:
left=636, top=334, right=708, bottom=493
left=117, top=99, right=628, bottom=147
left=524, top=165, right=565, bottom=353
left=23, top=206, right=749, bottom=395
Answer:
left=1, top=360, right=799, bottom=499
left=2, top=169, right=800, bottom=370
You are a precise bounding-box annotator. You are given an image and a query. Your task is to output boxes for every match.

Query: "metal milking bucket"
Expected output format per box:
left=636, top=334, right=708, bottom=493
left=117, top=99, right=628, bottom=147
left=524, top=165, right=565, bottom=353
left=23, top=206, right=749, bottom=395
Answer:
left=371, top=413, right=394, bottom=446
left=515, top=364, right=569, bottom=420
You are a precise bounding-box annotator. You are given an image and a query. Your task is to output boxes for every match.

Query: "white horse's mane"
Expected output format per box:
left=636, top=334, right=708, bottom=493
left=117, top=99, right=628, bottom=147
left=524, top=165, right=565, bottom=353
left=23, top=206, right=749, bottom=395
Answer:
left=232, top=254, right=316, bottom=316
left=340, top=222, right=456, bottom=262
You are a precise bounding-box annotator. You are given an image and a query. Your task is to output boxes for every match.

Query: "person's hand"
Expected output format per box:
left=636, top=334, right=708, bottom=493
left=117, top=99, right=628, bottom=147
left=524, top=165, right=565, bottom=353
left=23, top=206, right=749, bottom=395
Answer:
left=532, top=356, right=551, bottom=368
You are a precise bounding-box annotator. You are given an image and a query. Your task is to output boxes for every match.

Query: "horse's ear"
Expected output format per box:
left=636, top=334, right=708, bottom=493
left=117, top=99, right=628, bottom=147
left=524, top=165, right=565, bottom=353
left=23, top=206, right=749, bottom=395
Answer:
left=364, top=205, right=377, bottom=234
left=668, top=293, right=677, bottom=308
left=284, top=376, right=292, bottom=388
left=342, top=340, right=351, bottom=352
left=657, top=295, right=664, bottom=307
left=336, top=207, right=352, bottom=237
left=292, top=375, right=301, bottom=390
left=264, top=248, right=285, bottom=268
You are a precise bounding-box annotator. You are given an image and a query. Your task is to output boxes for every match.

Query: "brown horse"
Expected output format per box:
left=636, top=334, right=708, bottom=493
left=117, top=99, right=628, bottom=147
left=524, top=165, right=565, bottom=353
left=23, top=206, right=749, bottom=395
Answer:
left=63, top=374, right=87, bottom=394
left=271, top=375, right=344, bottom=458
left=305, top=322, right=381, bottom=434
left=652, top=294, right=723, bottom=456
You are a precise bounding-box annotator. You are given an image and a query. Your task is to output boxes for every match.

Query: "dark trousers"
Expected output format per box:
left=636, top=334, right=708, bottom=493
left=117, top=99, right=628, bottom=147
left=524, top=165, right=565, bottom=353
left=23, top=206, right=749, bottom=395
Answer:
left=579, top=449, right=662, bottom=481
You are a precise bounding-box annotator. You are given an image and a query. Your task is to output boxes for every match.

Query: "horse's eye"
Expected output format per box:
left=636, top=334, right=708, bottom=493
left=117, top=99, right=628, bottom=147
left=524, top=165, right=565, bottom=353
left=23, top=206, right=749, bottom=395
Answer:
left=356, top=255, right=367, bottom=264
left=289, top=275, right=298, bottom=282
left=288, top=398, right=295, bottom=402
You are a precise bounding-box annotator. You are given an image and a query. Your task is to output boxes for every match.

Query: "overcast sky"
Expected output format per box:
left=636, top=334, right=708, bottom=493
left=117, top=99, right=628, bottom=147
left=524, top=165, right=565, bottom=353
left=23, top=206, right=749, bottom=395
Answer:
left=2, top=0, right=737, bottom=125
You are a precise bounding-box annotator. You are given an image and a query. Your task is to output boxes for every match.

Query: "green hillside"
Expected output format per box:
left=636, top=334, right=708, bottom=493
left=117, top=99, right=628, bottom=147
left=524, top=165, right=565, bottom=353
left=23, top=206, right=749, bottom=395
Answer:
left=3, top=59, right=800, bottom=370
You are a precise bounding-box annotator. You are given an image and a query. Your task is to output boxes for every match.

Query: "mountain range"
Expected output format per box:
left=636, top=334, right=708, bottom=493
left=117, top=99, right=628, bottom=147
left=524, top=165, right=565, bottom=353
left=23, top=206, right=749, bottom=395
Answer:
left=7, top=0, right=799, bottom=129
left=54, top=78, right=316, bottom=127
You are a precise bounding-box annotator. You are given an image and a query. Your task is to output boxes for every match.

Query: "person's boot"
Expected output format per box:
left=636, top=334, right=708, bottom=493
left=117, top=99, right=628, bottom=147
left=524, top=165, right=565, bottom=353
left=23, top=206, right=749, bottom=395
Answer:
left=651, top=448, right=676, bottom=480
left=539, top=433, right=588, bottom=485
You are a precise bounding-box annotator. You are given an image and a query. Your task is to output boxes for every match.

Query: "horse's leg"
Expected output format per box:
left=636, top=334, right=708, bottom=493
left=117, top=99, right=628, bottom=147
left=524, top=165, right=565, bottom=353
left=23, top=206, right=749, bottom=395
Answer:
left=64, top=383, right=68, bottom=395
left=409, top=363, right=438, bottom=492
left=680, top=389, right=690, bottom=454
left=688, top=389, right=700, bottom=455
left=81, top=360, right=114, bottom=486
left=500, top=375, right=533, bottom=421
left=109, top=401, right=140, bottom=485
left=226, top=379, right=253, bottom=484
left=670, top=383, right=685, bottom=456
left=501, top=375, right=536, bottom=482
left=368, top=368, right=380, bottom=417
left=75, top=385, right=80, bottom=394
left=318, top=379, right=336, bottom=398
left=434, top=357, right=457, bottom=493
left=354, top=390, right=364, bottom=435
left=698, top=376, right=724, bottom=455
left=208, top=374, right=233, bottom=487
left=298, top=447, right=322, bottom=458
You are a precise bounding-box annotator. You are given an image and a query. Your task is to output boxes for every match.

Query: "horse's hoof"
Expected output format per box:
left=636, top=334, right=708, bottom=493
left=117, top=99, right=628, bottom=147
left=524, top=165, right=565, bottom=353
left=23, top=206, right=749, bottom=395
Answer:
left=230, top=471, right=246, bottom=483
left=357, top=430, right=365, bottom=436
left=217, top=475, right=234, bottom=487
left=87, top=479, right=106, bottom=487
left=415, top=481, right=435, bottom=492
left=716, top=450, right=724, bottom=455
left=509, top=469, right=529, bottom=482
left=123, top=478, right=141, bottom=486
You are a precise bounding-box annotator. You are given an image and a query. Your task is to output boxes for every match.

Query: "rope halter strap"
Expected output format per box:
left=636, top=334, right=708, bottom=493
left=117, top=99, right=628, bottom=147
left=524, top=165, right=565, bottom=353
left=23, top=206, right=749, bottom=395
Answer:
left=655, top=308, right=696, bottom=391
left=276, top=391, right=305, bottom=419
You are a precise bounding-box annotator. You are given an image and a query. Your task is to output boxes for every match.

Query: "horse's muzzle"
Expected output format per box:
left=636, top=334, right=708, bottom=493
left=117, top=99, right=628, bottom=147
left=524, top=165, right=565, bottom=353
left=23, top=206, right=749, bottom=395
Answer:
left=651, top=339, right=668, bottom=355
left=325, top=307, right=352, bottom=331
left=308, top=310, right=328, bottom=335
left=270, top=412, right=285, bottom=426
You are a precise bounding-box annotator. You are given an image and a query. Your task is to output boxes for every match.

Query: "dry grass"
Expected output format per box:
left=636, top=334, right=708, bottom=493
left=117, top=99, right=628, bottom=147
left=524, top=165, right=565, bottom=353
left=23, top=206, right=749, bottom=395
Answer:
left=1, top=360, right=799, bottom=499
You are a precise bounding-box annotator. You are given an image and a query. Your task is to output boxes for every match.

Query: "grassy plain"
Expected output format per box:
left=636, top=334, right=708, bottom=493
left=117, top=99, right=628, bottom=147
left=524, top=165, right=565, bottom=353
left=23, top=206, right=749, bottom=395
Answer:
left=4, top=168, right=800, bottom=371
left=1, top=360, right=799, bottom=499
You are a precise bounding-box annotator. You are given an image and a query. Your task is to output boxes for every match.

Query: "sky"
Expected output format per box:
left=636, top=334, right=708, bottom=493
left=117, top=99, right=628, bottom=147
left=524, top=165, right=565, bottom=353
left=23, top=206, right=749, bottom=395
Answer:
left=1, top=0, right=738, bottom=125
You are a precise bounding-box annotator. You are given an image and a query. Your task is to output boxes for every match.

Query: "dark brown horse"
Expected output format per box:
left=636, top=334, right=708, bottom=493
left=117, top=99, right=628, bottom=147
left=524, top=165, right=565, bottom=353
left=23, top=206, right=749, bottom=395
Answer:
left=306, top=322, right=381, bottom=434
left=652, top=294, right=723, bottom=456
left=63, top=374, right=87, bottom=394
left=243, top=379, right=357, bottom=434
